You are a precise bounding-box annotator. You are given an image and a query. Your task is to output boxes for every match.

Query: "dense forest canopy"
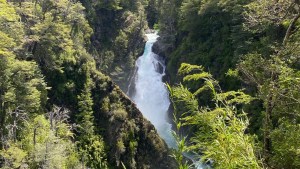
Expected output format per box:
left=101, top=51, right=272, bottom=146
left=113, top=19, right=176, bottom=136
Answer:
left=0, top=0, right=173, bottom=168
left=156, top=0, right=300, bottom=168
left=0, top=0, right=299, bottom=169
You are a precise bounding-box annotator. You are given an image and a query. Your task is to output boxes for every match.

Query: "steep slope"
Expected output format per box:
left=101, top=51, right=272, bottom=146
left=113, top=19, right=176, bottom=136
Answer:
left=0, top=0, right=175, bottom=168
left=79, top=0, right=148, bottom=90
left=91, top=70, right=176, bottom=168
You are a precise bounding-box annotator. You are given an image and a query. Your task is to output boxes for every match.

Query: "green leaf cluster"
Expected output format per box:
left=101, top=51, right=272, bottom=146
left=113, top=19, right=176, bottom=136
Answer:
left=168, top=63, right=261, bottom=169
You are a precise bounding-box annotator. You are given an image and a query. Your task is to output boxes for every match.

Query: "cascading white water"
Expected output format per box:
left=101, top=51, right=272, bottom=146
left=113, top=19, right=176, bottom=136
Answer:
left=128, top=33, right=176, bottom=147
left=128, top=33, right=206, bottom=169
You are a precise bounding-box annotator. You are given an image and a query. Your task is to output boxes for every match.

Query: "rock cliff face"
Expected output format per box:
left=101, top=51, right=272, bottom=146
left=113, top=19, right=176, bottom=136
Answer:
left=152, top=37, right=174, bottom=59
left=91, top=71, right=176, bottom=169
left=79, top=1, right=148, bottom=91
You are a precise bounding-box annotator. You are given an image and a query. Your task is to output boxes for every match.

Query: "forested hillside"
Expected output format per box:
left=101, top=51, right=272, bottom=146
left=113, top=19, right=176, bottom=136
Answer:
left=0, top=0, right=174, bottom=168
left=79, top=0, right=149, bottom=90
left=155, top=0, right=300, bottom=169
left=0, top=0, right=299, bottom=169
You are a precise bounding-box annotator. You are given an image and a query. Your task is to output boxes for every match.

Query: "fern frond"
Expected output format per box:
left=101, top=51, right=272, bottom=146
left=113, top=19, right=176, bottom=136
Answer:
left=171, top=84, right=199, bottom=114
left=183, top=72, right=212, bottom=82
left=217, top=91, right=254, bottom=105
left=178, top=63, right=203, bottom=75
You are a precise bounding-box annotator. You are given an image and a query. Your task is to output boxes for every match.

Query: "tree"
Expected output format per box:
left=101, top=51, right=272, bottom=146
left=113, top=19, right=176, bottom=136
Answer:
left=76, top=64, right=108, bottom=169
left=270, top=120, right=300, bottom=168
left=168, top=63, right=262, bottom=169
left=1, top=112, right=81, bottom=169
left=244, top=0, right=300, bottom=45
left=157, top=0, right=181, bottom=50
left=239, top=1, right=300, bottom=166
left=0, top=144, right=27, bottom=169
left=0, top=1, right=48, bottom=147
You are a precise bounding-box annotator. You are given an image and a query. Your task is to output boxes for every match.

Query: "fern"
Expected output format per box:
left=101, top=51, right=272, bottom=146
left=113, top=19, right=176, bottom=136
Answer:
left=168, top=63, right=262, bottom=169
left=178, top=63, right=203, bottom=75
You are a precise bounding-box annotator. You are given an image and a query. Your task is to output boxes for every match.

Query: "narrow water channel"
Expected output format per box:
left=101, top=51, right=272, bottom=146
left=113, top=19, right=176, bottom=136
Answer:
left=127, top=33, right=176, bottom=147
left=127, top=33, right=206, bottom=169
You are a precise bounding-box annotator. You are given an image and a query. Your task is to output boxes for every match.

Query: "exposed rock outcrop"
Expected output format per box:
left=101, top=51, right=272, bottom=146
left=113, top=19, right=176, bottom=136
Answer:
left=152, top=38, right=168, bottom=58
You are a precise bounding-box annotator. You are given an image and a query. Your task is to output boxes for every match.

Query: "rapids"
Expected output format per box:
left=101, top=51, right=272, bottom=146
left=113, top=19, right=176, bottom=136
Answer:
left=127, top=33, right=206, bottom=169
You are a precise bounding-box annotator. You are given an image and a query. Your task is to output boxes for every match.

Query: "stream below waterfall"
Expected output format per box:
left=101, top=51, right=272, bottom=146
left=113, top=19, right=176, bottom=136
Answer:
left=127, top=33, right=206, bottom=169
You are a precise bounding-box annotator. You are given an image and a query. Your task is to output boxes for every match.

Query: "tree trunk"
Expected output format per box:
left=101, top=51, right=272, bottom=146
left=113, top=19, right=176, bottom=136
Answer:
left=263, top=72, right=277, bottom=166
left=283, top=12, right=300, bottom=46
left=33, top=128, right=37, bottom=146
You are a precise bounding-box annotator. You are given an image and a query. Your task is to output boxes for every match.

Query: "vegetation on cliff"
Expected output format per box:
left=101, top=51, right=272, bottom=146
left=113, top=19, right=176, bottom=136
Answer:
left=79, top=0, right=149, bottom=90
left=0, top=0, right=174, bottom=168
left=157, top=0, right=300, bottom=168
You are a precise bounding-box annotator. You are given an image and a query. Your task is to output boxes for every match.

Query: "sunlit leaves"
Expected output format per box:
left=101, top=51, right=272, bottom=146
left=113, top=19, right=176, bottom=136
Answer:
left=171, top=130, right=190, bottom=169
left=19, top=115, right=81, bottom=169
left=0, top=0, right=18, bottom=22
left=0, top=144, right=27, bottom=168
left=78, top=135, right=108, bottom=169
left=0, top=31, right=15, bottom=57
left=0, top=56, right=47, bottom=114
left=168, top=84, right=199, bottom=115
left=270, top=120, right=300, bottom=168
left=0, top=0, right=109, bottom=168
left=0, top=0, right=23, bottom=52
left=244, top=0, right=300, bottom=38
left=217, top=90, right=253, bottom=105
left=169, top=63, right=261, bottom=169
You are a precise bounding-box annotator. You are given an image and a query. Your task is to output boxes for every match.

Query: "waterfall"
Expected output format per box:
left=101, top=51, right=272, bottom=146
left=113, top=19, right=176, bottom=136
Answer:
left=127, top=32, right=206, bottom=169
left=127, top=33, right=176, bottom=147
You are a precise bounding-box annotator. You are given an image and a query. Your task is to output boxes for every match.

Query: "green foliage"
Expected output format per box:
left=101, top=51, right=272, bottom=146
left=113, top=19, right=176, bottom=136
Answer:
left=146, top=0, right=159, bottom=28
left=0, top=0, right=18, bottom=21
left=244, top=0, right=296, bottom=31
left=77, top=72, right=95, bottom=135
left=2, top=0, right=299, bottom=168
left=169, top=63, right=262, bottom=169
left=0, top=145, right=27, bottom=168
left=78, top=135, right=108, bottom=169
left=1, top=58, right=47, bottom=113
left=178, top=63, right=204, bottom=75
left=0, top=0, right=173, bottom=168
left=0, top=0, right=24, bottom=47
left=0, top=114, right=82, bottom=169
left=80, top=0, right=148, bottom=90
left=158, top=0, right=300, bottom=167
left=169, top=127, right=190, bottom=169
left=157, top=0, right=253, bottom=91
left=99, top=0, right=123, bottom=10
left=238, top=51, right=300, bottom=167
left=270, top=120, right=300, bottom=169
left=169, top=84, right=199, bottom=116
left=113, top=108, right=128, bottom=121
left=156, top=0, right=181, bottom=51
left=76, top=71, right=108, bottom=169
left=0, top=5, right=47, bottom=143
left=0, top=0, right=109, bottom=168
left=153, top=23, right=159, bottom=30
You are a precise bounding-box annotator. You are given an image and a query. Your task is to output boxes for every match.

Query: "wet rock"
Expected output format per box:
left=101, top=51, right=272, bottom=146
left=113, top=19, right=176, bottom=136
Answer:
left=155, top=62, right=164, bottom=74
left=145, top=29, right=156, bottom=34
